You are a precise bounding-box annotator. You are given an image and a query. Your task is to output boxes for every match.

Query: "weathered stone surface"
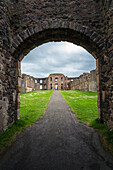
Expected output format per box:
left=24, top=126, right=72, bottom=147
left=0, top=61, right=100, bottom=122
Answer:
left=21, top=74, right=37, bottom=93
left=0, top=0, right=113, bottom=133
left=71, top=73, right=89, bottom=91
left=48, top=73, right=67, bottom=90
left=20, top=73, right=76, bottom=92
left=70, top=70, right=97, bottom=92
left=21, top=70, right=97, bottom=92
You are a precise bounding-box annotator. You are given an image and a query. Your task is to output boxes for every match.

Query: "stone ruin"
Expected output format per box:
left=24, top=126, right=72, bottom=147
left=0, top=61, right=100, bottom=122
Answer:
left=0, top=0, right=113, bottom=133
left=20, top=70, right=97, bottom=92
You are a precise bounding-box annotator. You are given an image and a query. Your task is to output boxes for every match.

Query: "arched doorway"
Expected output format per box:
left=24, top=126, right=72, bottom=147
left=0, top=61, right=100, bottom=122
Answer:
left=0, top=0, right=113, bottom=134
left=13, top=27, right=102, bottom=123
left=1, top=23, right=112, bottom=133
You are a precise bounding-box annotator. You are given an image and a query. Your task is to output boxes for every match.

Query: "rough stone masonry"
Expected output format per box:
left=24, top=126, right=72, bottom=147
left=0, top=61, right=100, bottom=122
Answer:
left=0, top=0, right=113, bottom=133
left=20, top=70, right=97, bottom=92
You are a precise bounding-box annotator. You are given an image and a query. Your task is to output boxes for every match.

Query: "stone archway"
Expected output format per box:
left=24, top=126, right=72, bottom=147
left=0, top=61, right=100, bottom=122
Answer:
left=11, top=25, right=106, bottom=129
left=0, top=0, right=113, bottom=133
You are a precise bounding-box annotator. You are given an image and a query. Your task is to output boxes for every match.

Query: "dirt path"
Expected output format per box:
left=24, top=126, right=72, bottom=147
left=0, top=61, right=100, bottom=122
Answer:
left=0, top=91, right=113, bottom=170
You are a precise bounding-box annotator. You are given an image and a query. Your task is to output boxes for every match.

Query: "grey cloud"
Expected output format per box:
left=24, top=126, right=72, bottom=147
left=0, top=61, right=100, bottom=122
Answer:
left=21, top=42, right=96, bottom=78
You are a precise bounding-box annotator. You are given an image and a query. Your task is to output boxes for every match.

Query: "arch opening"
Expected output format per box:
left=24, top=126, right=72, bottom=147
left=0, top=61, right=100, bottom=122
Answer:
left=19, top=40, right=98, bottom=129
left=16, top=37, right=100, bottom=127
left=13, top=28, right=102, bottom=61
left=12, top=27, right=103, bottom=131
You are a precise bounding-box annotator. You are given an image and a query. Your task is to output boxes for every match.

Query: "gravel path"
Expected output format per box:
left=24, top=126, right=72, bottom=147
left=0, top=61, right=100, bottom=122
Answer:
left=0, top=91, right=113, bottom=170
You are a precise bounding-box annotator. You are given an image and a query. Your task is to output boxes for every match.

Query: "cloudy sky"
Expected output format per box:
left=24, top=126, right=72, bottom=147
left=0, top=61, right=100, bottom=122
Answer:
left=21, top=41, right=96, bottom=78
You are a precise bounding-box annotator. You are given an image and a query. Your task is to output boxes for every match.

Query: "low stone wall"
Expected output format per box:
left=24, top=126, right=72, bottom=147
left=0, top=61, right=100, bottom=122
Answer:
left=70, top=70, right=97, bottom=92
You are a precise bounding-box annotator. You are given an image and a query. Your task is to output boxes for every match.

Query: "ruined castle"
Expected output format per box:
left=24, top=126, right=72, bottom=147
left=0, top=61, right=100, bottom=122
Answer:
left=21, top=70, right=97, bottom=93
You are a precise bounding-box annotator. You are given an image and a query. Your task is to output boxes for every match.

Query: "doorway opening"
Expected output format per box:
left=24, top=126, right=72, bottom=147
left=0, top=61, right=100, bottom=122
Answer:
left=55, top=83, right=58, bottom=90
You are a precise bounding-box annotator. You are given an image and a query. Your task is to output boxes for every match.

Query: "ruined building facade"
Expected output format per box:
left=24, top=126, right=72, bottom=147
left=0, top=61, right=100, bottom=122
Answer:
left=21, top=70, right=97, bottom=93
left=71, top=70, right=97, bottom=92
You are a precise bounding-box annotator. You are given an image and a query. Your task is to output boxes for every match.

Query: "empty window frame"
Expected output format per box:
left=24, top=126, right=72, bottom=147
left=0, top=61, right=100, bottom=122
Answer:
left=55, top=83, right=58, bottom=90
left=61, top=83, right=63, bottom=90
left=40, top=85, right=42, bottom=90
left=40, top=80, right=43, bottom=83
left=35, top=80, right=37, bottom=83
left=50, top=83, right=52, bottom=90
left=50, top=77, right=52, bottom=81
left=61, top=77, right=63, bottom=81
left=55, top=77, right=58, bottom=81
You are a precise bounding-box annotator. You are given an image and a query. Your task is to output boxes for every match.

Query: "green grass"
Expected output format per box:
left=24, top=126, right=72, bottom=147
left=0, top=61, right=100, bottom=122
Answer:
left=60, top=90, right=98, bottom=125
left=60, top=90, right=113, bottom=154
left=0, top=90, right=53, bottom=155
left=0, top=90, right=113, bottom=155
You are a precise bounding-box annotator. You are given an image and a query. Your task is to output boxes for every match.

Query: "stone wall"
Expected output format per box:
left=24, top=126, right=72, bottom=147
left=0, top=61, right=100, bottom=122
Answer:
left=21, top=74, right=36, bottom=93
left=38, top=78, right=48, bottom=90
left=89, top=70, right=97, bottom=92
left=21, top=73, right=67, bottom=92
left=0, top=1, right=18, bottom=133
left=101, top=0, right=113, bottom=128
left=20, top=74, right=48, bottom=93
left=48, top=74, right=66, bottom=90
left=21, top=71, right=97, bottom=92
left=0, top=0, right=113, bottom=133
left=71, top=73, right=89, bottom=91
left=71, top=70, right=97, bottom=92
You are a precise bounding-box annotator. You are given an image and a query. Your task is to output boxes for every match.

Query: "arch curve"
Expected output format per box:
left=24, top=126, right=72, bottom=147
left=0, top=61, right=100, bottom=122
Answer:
left=10, top=21, right=104, bottom=127
left=11, top=21, right=104, bottom=60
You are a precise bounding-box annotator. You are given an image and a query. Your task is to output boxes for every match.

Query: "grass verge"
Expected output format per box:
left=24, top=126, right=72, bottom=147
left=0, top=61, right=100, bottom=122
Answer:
left=60, top=90, right=113, bottom=155
left=0, top=90, right=53, bottom=155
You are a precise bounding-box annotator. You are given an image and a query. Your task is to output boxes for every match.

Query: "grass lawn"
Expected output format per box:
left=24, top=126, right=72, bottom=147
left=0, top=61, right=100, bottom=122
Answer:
left=0, top=90, right=53, bottom=155
left=60, top=90, right=113, bottom=154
